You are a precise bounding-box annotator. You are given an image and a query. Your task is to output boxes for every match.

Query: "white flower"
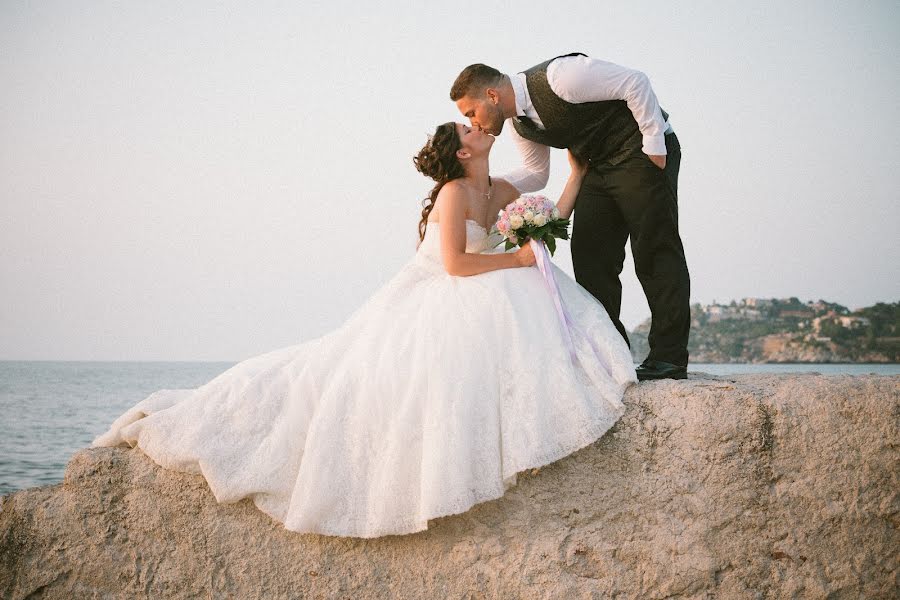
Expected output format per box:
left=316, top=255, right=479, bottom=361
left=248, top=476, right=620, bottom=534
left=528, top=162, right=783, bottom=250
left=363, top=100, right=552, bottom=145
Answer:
left=509, top=214, right=524, bottom=229
left=533, top=213, right=547, bottom=227
left=523, top=210, right=535, bottom=223
left=552, top=207, right=560, bottom=219
left=515, top=197, right=526, bottom=206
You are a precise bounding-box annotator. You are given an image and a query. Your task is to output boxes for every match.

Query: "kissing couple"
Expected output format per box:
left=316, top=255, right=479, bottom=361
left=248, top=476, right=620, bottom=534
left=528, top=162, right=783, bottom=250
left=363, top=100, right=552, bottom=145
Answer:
left=94, top=53, right=691, bottom=538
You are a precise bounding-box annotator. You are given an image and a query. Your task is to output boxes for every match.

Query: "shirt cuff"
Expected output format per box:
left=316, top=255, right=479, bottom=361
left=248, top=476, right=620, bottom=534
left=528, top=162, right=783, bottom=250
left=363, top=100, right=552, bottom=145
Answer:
left=642, top=133, right=667, bottom=156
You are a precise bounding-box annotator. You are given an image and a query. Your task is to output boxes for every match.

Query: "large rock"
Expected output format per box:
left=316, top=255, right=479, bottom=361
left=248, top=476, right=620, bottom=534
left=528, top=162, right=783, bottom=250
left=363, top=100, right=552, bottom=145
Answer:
left=1, top=374, right=897, bottom=599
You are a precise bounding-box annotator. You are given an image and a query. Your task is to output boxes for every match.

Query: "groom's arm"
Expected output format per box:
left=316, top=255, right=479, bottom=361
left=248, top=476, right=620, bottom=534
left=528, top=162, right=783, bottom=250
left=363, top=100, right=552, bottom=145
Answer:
left=497, top=125, right=551, bottom=193
left=548, top=54, right=670, bottom=160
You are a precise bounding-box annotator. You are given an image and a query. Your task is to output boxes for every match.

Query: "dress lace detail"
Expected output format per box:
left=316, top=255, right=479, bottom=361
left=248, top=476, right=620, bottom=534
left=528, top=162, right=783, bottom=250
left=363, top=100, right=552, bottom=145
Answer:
left=93, top=219, right=637, bottom=538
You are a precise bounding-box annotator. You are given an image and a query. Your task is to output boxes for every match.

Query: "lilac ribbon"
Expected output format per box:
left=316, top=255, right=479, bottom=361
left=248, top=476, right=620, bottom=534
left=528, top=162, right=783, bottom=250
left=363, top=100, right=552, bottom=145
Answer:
left=529, top=239, right=614, bottom=378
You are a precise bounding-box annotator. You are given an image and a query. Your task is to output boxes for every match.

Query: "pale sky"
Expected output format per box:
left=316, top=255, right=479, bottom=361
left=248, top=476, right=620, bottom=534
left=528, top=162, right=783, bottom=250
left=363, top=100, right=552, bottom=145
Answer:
left=1, top=1, right=898, bottom=361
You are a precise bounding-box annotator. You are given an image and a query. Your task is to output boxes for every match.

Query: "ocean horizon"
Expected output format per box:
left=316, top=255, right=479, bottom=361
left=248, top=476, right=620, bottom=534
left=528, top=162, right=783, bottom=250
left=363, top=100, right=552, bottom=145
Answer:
left=2, top=360, right=898, bottom=496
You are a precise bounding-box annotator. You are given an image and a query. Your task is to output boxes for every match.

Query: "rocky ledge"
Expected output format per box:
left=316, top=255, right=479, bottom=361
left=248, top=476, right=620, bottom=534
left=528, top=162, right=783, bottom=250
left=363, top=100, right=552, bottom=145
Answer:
left=1, top=374, right=898, bottom=599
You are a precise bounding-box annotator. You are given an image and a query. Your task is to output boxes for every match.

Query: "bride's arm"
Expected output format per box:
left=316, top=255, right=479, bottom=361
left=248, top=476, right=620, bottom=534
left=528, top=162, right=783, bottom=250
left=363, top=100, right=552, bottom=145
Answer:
left=438, top=182, right=535, bottom=277
left=555, top=151, right=589, bottom=220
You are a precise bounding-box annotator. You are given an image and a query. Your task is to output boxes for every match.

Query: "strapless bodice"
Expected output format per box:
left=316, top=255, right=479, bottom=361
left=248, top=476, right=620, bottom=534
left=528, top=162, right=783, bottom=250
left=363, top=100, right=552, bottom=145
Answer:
left=417, top=220, right=504, bottom=265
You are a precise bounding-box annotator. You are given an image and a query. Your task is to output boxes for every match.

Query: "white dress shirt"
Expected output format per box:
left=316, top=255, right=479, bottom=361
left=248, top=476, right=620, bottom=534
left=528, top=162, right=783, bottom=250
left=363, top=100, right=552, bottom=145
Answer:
left=500, top=55, right=673, bottom=193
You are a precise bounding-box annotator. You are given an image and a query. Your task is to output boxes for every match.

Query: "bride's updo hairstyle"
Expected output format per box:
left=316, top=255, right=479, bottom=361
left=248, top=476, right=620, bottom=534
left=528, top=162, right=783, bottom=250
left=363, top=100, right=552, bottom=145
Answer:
left=413, top=122, right=466, bottom=242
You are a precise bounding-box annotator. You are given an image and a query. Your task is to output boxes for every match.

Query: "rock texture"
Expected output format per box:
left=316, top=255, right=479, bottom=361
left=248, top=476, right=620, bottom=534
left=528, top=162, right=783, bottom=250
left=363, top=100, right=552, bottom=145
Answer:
left=1, top=374, right=898, bottom=599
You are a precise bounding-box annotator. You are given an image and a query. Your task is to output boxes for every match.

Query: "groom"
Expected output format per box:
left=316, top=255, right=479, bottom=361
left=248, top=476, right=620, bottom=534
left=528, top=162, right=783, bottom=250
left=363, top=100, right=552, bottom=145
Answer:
left=451, top=53, right=691, bottom=381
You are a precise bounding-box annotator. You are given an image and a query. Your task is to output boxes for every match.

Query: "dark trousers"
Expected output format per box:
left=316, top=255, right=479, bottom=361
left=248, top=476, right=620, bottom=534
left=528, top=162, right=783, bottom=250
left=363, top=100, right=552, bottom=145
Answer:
left=571, top=132, right=690, bottom=366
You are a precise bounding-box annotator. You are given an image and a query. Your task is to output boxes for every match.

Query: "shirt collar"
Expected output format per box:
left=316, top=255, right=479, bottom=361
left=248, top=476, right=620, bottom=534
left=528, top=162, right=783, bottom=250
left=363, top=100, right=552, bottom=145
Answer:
left=510, top=72, right=530, bottom=118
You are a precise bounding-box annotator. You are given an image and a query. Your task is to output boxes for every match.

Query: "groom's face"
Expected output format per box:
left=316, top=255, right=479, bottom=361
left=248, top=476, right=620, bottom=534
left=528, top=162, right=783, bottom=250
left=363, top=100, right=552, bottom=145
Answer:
left=456, top=91, right=505, bottom=136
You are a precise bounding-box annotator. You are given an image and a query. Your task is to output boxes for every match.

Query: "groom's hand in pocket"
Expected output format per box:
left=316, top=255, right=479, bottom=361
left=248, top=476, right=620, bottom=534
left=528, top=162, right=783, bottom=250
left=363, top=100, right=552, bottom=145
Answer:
left=647, top=154, right=667, bottom=169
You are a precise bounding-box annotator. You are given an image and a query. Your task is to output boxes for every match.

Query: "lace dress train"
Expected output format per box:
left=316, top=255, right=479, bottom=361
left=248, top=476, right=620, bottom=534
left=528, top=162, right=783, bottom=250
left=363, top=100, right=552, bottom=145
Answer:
left=93, top=220, right=636, bottom=537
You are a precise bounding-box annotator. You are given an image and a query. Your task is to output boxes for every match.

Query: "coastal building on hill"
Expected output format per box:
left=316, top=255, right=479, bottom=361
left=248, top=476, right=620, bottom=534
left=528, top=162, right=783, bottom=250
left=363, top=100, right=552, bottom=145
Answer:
left=631, top=298, right=899, bottom=363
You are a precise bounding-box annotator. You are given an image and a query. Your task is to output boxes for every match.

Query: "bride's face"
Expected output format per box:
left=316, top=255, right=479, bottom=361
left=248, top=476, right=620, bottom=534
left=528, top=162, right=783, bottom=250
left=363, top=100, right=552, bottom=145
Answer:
left=455, top=123, right=494, bottom=159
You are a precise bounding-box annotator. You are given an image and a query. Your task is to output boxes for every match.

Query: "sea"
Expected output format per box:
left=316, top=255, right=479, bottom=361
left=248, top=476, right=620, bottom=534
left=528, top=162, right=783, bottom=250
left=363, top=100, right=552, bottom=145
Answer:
left=1, top=360, right=898, bottom=496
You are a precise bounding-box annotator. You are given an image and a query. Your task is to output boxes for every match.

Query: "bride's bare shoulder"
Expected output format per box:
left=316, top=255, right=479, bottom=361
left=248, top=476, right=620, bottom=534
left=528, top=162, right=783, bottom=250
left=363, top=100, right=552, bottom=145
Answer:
left=436, top=180, right=470, bottom=207
left=438, top=179, right=466, bottom=195
left=431, top=180, right=471, bottom=222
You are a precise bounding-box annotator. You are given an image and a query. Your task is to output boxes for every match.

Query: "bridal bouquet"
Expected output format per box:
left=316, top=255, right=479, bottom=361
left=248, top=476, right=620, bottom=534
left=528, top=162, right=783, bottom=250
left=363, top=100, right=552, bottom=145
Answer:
left=494, top=195, right=570, bottom=256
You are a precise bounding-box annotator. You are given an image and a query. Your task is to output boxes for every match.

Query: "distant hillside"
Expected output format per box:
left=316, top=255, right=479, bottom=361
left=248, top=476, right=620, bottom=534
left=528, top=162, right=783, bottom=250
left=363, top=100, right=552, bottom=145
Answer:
left=629, top=298, right=899, bottom=363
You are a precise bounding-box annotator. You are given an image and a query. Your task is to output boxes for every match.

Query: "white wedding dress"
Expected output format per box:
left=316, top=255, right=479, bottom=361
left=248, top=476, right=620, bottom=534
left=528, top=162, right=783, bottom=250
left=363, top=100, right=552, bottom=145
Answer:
left=93, top=220, right=637, bottom=538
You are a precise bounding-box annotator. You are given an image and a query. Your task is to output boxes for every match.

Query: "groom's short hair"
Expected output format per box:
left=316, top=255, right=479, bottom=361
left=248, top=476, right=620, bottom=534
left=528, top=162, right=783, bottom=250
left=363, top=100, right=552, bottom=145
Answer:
left=450, top=64, right=505, bottom=101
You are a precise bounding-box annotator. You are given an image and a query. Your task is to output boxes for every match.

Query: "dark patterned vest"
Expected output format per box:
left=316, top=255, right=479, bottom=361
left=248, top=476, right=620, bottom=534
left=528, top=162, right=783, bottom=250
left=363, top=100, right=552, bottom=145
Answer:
left=512, top=53, right=668, bottom=165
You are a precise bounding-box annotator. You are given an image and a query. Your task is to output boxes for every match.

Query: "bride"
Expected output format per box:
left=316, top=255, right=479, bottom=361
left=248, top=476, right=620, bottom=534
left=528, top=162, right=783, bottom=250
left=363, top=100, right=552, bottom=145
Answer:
left=93, top=122, right=637, bottom=538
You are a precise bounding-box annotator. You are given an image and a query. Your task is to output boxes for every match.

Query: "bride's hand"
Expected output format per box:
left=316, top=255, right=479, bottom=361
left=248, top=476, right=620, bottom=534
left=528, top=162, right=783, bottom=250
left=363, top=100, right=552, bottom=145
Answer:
left=515, top=242, right=536, bottom=267
left=567, top=150, right=589, bottom=179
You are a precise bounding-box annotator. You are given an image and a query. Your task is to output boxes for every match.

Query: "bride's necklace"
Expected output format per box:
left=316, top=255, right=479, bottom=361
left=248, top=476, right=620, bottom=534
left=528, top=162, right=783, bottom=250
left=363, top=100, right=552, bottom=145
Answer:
left=468, top=176, right=492, bottom=201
